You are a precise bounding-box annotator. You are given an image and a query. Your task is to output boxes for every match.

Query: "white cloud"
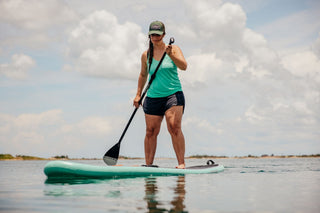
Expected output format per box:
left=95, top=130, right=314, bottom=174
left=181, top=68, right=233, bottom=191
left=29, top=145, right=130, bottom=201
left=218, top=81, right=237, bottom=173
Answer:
left=223, top=0, right=267, bottom=14
left=0, top=110, right=64, bottom=142
left=314, top=33, right=320, bottom=57
left=178, top=0, right=281, bottom=86
left=61, top=116, right=114, bottom=135
left=0, top=54, right=35, bottom=79
left=255, top=7, right=320, bottom=49
left=0, top=0, right=77, bottom=30
left=13, top=110, right=64, bottom=130
left=66, top=10, right=146, bottom=79
left=0, top=110, right=122, bottom=157
left=281, top=51, right=320, bottom=82
left=184, top=116, right=223, bottom=135
left=175, top=0, right=320, bottom=155
left=0, top=110, right=63, bottom=154
left=244, top=105, right=269, bottom=124
left=183, top=0, right=246, bottom=51
left=0, top=0, right=78, bottom=48
left=182, top=53, right=223, bottom=87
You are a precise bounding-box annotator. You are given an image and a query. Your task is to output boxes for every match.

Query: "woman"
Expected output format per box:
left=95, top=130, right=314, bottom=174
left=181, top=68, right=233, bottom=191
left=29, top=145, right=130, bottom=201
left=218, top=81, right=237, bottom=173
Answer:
left=133, top=21, right=188, bottom=169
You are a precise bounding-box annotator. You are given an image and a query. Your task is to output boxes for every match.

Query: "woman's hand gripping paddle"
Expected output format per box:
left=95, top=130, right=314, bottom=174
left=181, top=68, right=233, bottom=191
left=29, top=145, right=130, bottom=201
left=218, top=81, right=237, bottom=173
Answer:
left=103, top=37, right=175, bottom=166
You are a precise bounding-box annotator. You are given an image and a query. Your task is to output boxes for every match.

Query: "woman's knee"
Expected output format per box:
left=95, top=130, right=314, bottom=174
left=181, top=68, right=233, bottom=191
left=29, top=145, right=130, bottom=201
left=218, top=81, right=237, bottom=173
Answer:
left=145, top=114, right=163, bottom=138
left=167, top=124, right=182, bottom=136
left=146, top=126, right=161, bottom=138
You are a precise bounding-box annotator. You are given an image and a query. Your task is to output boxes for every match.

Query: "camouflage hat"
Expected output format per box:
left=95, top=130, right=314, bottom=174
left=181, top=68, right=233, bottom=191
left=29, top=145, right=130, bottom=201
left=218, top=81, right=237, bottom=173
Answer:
left=148, top=21, right=165, bottom=35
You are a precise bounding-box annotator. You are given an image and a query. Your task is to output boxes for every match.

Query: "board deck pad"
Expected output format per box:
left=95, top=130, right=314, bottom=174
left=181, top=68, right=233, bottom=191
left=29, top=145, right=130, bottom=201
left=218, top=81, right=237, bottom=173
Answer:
left=44, top=160, right=224, bottom=180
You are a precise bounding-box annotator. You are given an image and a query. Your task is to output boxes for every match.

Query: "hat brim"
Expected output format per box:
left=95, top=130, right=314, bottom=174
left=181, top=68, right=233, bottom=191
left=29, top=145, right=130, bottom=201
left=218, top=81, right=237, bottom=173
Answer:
left=148, top=30, right=164, bottom=35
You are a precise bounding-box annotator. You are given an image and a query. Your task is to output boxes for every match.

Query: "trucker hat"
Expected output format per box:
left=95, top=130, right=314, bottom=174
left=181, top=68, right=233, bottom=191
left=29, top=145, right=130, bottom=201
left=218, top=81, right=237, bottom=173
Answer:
left=148, top=21, right=165, bottom=35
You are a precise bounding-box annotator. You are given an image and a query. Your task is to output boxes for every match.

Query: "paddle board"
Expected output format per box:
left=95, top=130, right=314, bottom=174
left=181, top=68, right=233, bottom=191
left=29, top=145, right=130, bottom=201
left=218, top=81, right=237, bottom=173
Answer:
left=44, top=160, right=224, bottom=179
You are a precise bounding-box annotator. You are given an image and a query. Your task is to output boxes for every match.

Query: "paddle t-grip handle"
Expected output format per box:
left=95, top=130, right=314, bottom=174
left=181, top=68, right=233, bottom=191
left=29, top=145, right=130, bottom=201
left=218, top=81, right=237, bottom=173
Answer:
left=169, top=37, right=175, bottom=45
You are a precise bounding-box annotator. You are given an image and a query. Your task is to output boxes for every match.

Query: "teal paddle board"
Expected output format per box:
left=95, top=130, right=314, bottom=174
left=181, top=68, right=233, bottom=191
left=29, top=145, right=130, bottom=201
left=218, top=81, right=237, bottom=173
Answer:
left=44, top=160, right=224, bottom=179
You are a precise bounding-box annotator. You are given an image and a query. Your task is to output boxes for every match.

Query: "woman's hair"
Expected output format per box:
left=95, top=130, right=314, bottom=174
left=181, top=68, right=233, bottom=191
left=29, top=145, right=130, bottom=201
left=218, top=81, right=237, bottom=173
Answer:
left=147, top=36, right=154, bottom=68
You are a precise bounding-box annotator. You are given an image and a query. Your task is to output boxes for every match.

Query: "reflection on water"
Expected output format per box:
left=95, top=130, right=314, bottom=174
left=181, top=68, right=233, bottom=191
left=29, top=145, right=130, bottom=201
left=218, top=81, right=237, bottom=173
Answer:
left=170, top=176, right=187, bottom=212
left=144, top=176, right=187, bottom=213
left=44, top=176, right=188, bottom=213
left=44, top=176, right=188, bottom=212
left=45, top=177, right=110, bottom=185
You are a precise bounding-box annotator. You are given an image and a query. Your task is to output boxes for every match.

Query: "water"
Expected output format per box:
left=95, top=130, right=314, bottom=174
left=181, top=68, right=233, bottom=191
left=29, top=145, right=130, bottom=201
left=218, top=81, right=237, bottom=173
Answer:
left=0, top=158, right=319, bottom=212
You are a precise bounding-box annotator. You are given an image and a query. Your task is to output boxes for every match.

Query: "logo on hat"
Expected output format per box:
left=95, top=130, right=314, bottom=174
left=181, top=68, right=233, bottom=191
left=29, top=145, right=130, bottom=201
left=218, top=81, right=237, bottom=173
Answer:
left=151, top=24, right=161, bottom=30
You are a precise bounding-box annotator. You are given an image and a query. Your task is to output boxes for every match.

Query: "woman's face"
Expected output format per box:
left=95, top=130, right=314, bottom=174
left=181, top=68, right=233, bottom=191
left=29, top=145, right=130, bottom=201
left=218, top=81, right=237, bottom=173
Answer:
left=150, top=34, right=165, bottom=44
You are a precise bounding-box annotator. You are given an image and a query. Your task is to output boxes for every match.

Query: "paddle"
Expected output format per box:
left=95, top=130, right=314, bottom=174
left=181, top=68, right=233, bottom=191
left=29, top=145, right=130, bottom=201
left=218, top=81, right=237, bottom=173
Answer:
left=103, top=37, right=175, bottom=165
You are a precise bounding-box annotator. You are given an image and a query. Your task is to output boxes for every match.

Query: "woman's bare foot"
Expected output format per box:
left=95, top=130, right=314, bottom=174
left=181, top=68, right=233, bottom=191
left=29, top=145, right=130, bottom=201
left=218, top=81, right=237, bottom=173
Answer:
left=176, top=164, right=185, bottom=169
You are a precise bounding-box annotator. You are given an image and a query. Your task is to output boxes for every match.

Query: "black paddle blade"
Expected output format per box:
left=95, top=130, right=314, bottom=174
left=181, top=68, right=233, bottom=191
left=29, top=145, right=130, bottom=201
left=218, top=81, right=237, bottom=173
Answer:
left=103, top=143, right=120, bottom=165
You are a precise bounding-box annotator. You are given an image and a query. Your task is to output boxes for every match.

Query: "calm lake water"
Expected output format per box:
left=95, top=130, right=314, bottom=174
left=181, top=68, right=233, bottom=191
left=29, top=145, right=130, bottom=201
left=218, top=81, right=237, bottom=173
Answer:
left=0, top=158, right=319, bottom=212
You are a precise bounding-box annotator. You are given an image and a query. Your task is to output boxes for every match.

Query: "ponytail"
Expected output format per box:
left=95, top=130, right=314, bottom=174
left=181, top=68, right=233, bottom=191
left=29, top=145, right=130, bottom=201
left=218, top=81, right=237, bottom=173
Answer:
left=147, top=36, right=153, bottom=71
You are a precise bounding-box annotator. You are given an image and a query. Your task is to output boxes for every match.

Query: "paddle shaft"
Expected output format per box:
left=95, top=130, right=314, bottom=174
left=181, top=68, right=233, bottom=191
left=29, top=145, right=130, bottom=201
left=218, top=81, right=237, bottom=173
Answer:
left=117, top=38, right=175, bottom=146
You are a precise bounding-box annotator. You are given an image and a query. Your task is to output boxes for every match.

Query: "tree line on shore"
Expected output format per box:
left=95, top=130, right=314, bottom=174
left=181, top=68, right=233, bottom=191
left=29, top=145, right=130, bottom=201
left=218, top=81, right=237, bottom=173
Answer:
left=0, top=154, right=71, bottom=160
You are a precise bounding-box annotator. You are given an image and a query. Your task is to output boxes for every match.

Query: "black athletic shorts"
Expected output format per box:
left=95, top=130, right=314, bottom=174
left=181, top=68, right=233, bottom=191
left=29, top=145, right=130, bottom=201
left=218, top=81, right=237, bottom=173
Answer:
left=143, top=91, right=185, bottom=116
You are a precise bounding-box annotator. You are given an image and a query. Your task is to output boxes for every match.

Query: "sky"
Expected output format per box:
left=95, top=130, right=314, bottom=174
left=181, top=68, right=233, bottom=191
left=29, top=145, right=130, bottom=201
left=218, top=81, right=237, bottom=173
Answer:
left=0, top=0, right=319, bottom=159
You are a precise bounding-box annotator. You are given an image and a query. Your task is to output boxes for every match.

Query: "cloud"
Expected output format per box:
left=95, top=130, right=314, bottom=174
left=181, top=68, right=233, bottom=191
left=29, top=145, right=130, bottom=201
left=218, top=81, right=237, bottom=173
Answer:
left=176, top=0, right=320, bottom=155
left=13, top=110, right=64, bottom=129
left=0, top=0, right=78, bottom=48
left=179, top=0, right=318, bottom=95
left=281, top=50, right=320, bottom=81
left=179, top=0, right=280, bottom=83
left=255, top=7, right=320, bottom=49
left=66, top=10, right=146, bottom=79
left=0, top=110, right=63, bottom=154
left=313, top=33, right=320, bottom=58
left=182, top=53, right=223, bottom=88
left=184, top=116, right=223, bottom=135
left=0, top=54, right=35, bottom=79
left=0, top=110, right=123, bottom=157
left=0, top=0, right=77, bottom=30
left=182, top=0, right=246, bottom=51
left=61, top=116, right=114, bottom=135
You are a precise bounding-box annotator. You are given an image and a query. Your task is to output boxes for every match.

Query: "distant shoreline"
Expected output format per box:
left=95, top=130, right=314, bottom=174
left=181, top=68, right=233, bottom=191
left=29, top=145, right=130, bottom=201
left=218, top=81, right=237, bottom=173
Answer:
left=1, top=154, right=319, bottom=161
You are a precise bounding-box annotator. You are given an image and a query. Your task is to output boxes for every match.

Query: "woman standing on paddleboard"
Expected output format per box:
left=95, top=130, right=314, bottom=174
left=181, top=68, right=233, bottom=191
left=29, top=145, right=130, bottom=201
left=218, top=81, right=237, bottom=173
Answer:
left=133, top=21, right=187, bottom=169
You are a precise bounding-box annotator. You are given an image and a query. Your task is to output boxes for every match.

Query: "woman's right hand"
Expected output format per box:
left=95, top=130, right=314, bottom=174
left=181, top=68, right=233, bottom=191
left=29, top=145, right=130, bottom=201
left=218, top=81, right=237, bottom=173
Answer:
left=133, top=95, right=141, bottom=108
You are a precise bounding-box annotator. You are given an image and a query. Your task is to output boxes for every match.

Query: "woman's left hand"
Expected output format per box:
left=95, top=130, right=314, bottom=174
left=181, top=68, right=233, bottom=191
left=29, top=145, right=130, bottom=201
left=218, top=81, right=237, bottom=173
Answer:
left=166, top=45, right=173, bottom=56
left=165, top=45, right=187, bottom=70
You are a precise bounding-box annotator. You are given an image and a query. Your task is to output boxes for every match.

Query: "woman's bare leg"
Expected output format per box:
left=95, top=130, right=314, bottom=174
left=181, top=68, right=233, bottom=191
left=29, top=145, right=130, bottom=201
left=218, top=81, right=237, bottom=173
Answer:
left=165, top=106, right=185, bottom=168
left=144, top=114, right=163, bottom=165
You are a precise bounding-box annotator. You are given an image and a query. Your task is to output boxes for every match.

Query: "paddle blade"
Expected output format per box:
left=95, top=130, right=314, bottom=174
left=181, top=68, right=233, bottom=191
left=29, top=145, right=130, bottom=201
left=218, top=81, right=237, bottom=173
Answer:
left=103, top=143, right=120, bottom=165
left=103, top=155, right=118, bottom=166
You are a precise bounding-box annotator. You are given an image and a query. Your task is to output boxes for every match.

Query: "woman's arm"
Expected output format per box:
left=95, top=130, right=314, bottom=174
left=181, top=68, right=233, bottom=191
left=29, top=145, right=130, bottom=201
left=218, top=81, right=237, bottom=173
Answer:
left=133, top=51, right=148, bottom=108
left=166, top=45, right=187, bottom=70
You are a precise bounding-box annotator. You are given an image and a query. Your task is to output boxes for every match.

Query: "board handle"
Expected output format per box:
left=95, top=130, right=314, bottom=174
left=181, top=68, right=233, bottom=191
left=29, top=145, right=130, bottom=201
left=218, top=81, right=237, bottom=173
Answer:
left=207, top=160, right=215, bottom=165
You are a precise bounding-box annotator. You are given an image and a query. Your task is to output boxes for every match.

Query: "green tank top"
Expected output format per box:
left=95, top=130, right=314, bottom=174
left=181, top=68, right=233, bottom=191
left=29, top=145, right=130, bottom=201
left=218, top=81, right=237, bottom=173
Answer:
left=147, top=55, right=182, bottom=98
